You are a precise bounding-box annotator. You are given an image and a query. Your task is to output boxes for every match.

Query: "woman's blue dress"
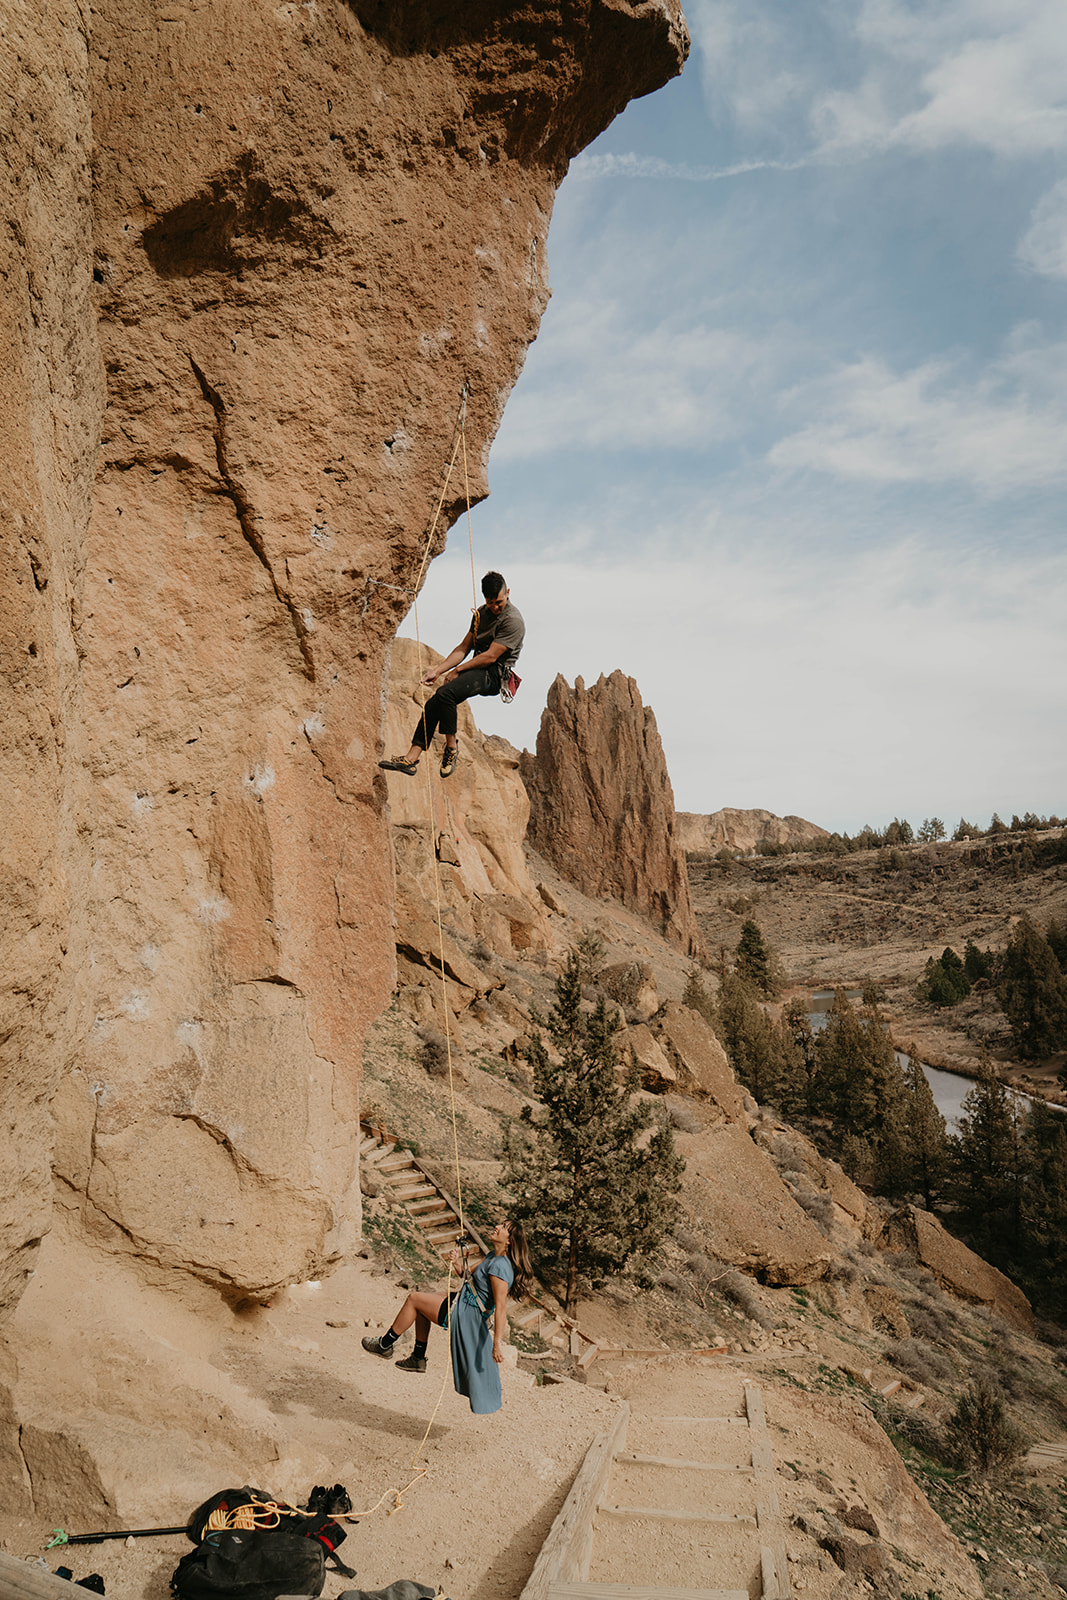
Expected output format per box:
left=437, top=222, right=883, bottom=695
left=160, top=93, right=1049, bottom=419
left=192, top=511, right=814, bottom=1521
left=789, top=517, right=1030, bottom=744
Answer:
left=447, top=1254, right=514, bottom=1414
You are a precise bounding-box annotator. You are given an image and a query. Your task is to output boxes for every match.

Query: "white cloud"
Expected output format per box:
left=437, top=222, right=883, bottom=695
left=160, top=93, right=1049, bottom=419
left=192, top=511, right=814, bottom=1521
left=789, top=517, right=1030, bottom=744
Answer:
left=693, top=0, right=1067, bottom=161
left=770, top=340, right=1067, bottom=492
left=492, top=296, right=775, bottom=461
left=1018, top=178, right=1067, bottom=279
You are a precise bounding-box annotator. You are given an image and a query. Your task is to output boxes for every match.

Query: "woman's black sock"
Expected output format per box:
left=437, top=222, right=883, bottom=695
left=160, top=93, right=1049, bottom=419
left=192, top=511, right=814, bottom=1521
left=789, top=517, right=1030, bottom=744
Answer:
left=412, top=1339, right=428, bottom=1360
left=379, top=1327, right=399, bottom=1349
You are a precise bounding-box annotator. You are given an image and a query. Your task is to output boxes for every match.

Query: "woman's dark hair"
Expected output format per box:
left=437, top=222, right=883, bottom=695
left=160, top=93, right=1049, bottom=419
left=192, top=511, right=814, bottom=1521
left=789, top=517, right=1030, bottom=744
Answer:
left=481, top=570, right=506, bottom=600
left=505, top=1218, right=533, bottom=1302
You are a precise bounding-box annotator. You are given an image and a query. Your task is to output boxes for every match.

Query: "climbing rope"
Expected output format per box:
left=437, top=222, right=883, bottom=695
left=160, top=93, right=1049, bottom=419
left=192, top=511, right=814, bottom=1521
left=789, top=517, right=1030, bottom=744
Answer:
left=357, top=385, right=486, bottom=1517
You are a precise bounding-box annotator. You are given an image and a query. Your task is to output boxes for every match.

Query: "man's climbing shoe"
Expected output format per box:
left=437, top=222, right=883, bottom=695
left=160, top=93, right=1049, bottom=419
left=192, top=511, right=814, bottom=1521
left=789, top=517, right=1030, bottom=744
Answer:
left=361, top=1334, right=394, bottom=1358
left=394, top=1352, right=427, bottom=1373
left=378, top=756, right=418, bottom=776
left=439, top=745, right=458, bottom=778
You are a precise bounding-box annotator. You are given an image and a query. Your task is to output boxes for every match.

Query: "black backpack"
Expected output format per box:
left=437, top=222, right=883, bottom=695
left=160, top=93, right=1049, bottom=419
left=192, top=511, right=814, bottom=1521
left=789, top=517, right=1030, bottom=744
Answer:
left=172, top=1486, right=353, bottom=1600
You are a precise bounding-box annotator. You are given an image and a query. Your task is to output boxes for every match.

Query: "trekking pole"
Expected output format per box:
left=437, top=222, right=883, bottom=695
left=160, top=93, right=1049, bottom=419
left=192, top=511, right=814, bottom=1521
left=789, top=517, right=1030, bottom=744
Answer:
left=46, top=1528, right=187, bottom=1548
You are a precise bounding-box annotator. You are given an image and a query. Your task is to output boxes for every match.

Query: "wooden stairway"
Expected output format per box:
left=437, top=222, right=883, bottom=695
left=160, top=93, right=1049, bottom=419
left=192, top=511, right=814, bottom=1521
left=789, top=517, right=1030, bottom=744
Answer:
left=359, top=1124, right=488, bottom=1262
left=522, top=1370, right=792, bottom=1600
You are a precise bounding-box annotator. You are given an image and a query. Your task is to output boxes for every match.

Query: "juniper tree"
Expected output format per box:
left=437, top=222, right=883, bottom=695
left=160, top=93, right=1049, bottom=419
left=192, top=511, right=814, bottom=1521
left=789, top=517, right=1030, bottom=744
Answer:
left=900, top=1049, right=949, bottom=1209
left=997, top=915, right=1067, bottom=1058
left=952, top=1058, right=1025, bottom=1259
left=734, top=919, right=776, bottom=997
left=715, top=971, right=782, bottom=1103
left=505, top=951, right=683, bottom=1313
left=1020, top=1100, right=1067, bottom=1321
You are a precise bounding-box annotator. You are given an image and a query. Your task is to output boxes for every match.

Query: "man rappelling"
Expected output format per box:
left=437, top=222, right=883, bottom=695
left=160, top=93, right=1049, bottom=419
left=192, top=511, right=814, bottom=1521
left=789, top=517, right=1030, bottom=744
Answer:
left=379, top=571, right=524, bottom=779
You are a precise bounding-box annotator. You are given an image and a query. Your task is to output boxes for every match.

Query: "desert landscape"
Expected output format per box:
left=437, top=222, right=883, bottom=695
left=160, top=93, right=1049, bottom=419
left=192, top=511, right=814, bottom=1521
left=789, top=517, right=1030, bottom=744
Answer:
left=3, top=3, right=1066, bottom=1600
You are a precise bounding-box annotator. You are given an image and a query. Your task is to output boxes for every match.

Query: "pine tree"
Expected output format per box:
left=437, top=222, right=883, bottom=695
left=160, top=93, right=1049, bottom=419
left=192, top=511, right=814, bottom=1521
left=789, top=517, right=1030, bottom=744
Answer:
left=952, top=1059, right=1025, bottom=1260
left=778, top=999, right=818, bottom=1118
left=813, top=990, right=901, bottom=1133
left=505, top=951, right=683, bottom=1313
left=715, top=971, right=785, bottom=1104
left=900, top=1049, right=949, bottom=1209
left=1045, top=917, right=1067, bottom=974
left=734, top=920, right=776, bottom=997
left=1020, top=1100, right=1067, bottom=1321
left=997, top=915, right=1067, bottom=1058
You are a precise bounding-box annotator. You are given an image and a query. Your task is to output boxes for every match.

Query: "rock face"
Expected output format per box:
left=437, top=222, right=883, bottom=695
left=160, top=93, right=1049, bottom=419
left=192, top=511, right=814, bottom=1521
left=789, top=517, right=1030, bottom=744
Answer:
left=381, top=636, right=551, bottom=1032
left=677, top=807, right=829, bottom=855
left=881, top=1206, right=1033, bottom=1331
left=521, top=672, right=702, bottom=954
left=675, top=1124, right=833, bottom=1286
left=1, top=0, right=688, bottom=1359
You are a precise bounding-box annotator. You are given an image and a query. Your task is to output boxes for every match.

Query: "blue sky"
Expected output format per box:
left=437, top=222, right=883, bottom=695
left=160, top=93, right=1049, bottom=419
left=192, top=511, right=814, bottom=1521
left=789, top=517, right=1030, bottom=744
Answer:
left=407, top=0, right=1067, bottom=836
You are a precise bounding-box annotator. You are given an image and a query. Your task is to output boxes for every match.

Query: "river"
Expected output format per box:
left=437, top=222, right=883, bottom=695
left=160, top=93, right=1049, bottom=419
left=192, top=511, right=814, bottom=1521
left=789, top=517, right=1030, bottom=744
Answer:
left=807, top=989, right=1055, bottom=1132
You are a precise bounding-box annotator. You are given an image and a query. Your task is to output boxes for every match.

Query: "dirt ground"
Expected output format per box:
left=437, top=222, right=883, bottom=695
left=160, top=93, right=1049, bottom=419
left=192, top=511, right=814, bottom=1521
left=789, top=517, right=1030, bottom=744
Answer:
left=2, top=1235, right=622, bottom=1600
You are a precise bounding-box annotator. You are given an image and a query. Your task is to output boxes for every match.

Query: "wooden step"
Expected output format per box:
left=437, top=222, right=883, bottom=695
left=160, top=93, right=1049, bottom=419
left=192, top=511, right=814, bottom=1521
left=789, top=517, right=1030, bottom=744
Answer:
left=547, top=1587, right=749, bottom=1600
left=406, top=1196, right=448, bottom=1212
left=377, top=1154, right=417, bottom=1174
left=513, top=1308, right=543, bottom=1330
left=615, top=1452, right=754, bottom=1474
left=416, top=1210, right=458, bottom=1229
left=363, top=1141, right=397, bottom=1165
left=547, top=1586, right=749, bottom=1600
left=359, top=1135, right=380, bottom=1155
left=428, top=1227, right=461, bottom=1243
left=598, top=1505, right=757, bottom=1526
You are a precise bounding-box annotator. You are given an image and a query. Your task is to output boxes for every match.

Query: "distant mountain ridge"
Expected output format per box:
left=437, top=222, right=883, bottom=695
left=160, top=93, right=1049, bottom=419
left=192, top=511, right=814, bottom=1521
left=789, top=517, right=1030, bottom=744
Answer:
left=677, top=807, right=829, bottom=856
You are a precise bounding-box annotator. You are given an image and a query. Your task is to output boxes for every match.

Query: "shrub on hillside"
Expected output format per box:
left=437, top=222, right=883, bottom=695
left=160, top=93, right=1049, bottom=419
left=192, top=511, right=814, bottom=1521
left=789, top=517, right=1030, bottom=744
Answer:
left=887, top=1337, right=956, bottom=1385
left=947, top=1377, right=1029, bottom=1474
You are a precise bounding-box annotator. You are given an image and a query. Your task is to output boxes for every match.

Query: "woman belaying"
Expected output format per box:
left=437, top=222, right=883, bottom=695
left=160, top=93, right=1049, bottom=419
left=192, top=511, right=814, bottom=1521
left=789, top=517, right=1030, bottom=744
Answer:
left=361, top=1218, right=532, bottom=1414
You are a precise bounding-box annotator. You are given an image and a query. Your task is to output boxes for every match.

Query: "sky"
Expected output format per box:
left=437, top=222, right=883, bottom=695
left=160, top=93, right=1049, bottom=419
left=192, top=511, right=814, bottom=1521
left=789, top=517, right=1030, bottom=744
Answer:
left=405, top=0, right=1067, bottom=837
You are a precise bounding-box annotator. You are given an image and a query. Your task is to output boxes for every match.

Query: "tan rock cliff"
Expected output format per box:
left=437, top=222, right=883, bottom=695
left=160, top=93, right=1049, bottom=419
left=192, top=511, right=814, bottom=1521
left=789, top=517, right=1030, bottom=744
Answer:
left=1, top=2, right=689, bottom=1520
left=381, top=636, right=552, bottom=1033
left=521, top=671, right=702, bottom=954
left=677, top=806, right=829, bottom=855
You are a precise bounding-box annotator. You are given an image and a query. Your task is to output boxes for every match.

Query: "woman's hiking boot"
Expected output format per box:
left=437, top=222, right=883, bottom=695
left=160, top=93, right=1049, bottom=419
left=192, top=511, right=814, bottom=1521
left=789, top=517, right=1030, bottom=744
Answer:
left=361, top=1334, right=394, bottom=1358
left=394, top=1352, right=427, bottom=1373
left=439, top=743, right=458, bottom=778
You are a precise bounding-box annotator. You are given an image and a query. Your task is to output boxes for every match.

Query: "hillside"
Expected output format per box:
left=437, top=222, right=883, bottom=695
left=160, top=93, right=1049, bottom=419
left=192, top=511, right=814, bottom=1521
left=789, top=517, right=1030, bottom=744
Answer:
left=687, top=832, right=1067, bottom=1107
left=358, top=657, right=1067, bottom=1600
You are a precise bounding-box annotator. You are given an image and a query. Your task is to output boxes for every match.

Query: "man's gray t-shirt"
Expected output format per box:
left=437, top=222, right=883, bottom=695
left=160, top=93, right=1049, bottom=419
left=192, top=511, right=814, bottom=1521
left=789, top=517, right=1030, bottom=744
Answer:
left=473, top=601, right=524, bottom=674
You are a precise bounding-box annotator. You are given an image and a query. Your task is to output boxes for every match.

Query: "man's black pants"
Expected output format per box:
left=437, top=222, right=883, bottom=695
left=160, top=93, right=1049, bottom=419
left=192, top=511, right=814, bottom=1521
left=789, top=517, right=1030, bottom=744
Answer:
left=411, top=667, right=499, bottom=749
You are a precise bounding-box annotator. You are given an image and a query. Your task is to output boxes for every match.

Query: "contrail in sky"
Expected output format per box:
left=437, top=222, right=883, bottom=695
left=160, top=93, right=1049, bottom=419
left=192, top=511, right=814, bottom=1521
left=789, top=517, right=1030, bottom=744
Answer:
left=570, top=151, right=813, bottom=182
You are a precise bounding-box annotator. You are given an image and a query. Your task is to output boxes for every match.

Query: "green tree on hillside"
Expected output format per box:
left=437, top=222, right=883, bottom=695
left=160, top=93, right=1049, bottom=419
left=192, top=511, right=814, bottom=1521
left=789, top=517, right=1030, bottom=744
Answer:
left=1045, top=917, right=1067, bottom=974
left=813, top=990, right=902, bottom=1134
left=918, top=817, right=946, bottom=842
left=1020, top=1101, right=1067, bottom=1321
left=918, top=946, right=970, bottom=1007
left=505, top=951, right=683, bottom=1313
left=885, top=817, right=914, bottom=846
left=900, top=1049, right=950, bottom=1209
left=963, top=939, right=995, bottom=983
left=715, top=972, right=786, bottom=1104
left=734, top=919, right=776, bottom=996
left=952, top=1059, right=1025, bottom=1258
left=997, top=915, right=1067, bottom=1058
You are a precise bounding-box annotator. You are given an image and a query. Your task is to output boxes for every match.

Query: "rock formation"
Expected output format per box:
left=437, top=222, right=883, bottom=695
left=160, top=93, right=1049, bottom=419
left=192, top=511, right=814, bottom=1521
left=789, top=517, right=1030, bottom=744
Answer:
left=880, top=1205, right=1033, bottom=1331
left=521, top=671, right=702, bottom=954
left=1, top=0, right=688, bottom=1505
left=677, top=807, right=829, bottom=855
left=380, top=636, right=552, bottom=1032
